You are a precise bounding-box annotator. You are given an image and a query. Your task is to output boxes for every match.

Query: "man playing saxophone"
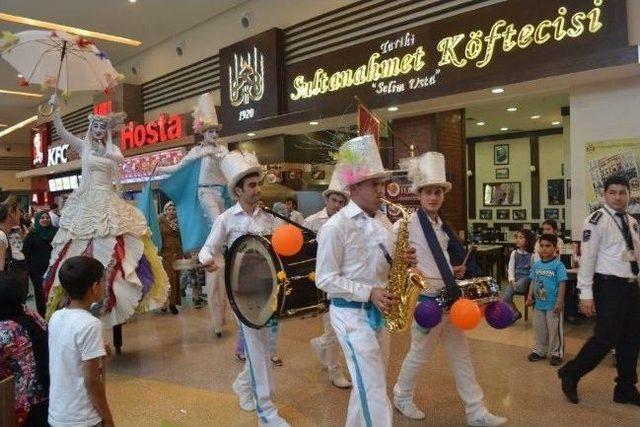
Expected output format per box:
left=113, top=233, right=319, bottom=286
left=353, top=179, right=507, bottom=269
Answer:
left=316, top=135, right=416, bottom=427
left=391, top=152, right=507, bottom=426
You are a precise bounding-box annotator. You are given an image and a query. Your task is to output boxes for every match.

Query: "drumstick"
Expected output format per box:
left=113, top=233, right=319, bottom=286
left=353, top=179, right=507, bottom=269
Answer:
left=462, top=244, right=477, bottom=267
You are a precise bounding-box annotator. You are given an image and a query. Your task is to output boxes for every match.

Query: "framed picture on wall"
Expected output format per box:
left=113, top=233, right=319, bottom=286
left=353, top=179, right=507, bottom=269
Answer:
left=496, top=209, right=510, bottom=220
left=544, top=208, right=560, bottom=220
left=483, top=182, right=521, bottom=206
left=494, top=144, right=509, bottom=165
left=513, top=209, right=527, bottom=220
left=547, top=179, right=565, bottom=205
left=479, top=209, right=493, bottom=220
left=495, top=168, right=509, bottom=179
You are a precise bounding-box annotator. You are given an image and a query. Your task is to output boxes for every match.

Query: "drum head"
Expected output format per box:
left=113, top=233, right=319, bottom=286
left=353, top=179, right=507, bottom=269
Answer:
left=225, top=234, right=282, bottom=329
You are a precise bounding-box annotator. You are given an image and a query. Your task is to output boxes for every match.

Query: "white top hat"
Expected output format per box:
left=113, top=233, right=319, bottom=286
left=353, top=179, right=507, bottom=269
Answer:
left=220, top=150, right=263, bottom=197
left=322, top=169, right=350, bottom=200
left=407, top=152, right=452, bottom=194
left=192, top=92, right=221, bottom=133
left=335, top=134, right=391, bottom=187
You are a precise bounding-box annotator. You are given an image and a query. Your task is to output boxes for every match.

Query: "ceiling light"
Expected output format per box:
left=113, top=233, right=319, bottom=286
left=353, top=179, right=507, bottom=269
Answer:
left=552, top=121, right=561, bottom=126
left=0, top=89, right=43, bottom=98
left=309, top=121, right=319, bottom=126
left=491, top=88, right=504, bottom=94
left=387, top=106, right=399, bottom=112
left=247, top=132, right=256, bottom=137
left=0, top=12, right=142, bottom=46
left=500, top=127, right=509, bottom=131
left=476, top=121, right=486, bottom=126
left=0, top=115, right=38, bottom=139
left=17, top=74, right=23, bottom=78
left=531, top=115, right=541, bottom=119
left=506, top=106, right=518, bottom=112
left=0, top=124, right=7, bottom=128
left=129, top=0, right=137, bottom=3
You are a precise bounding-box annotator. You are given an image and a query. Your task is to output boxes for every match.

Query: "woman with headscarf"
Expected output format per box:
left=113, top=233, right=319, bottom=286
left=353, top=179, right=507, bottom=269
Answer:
left=44, top=95, right=168, bottom=327
left=0, top=274, right=49, bottom=426
left=159, top=202, right=182, bottom=314
left=22, top=211, right=58, bottom=317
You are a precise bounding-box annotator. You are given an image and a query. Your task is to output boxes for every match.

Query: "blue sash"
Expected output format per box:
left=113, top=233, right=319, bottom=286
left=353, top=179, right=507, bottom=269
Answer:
left=417, top=209, right=461, bottom=300
left=331, top=298, right=384, bottom=330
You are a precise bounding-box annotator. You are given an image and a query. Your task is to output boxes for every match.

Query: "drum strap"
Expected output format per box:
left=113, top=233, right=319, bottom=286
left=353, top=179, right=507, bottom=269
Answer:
left=417, top=209, right=461, bottom=300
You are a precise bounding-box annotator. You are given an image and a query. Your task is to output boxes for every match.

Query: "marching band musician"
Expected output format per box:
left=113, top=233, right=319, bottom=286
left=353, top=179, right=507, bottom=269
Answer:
left=316, top=135, right=416, bottom=426
left=304, top=172, right=351, bottom=389
left=391, top=152, right=507, bottom=426
left=198, top=151, right=289, bottom=427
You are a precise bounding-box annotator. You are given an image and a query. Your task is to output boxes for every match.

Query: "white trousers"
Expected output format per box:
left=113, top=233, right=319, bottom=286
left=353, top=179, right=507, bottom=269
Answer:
left=205, top=270, right=226, bottom=332
left=331, top=306, right=392, bottom=427
left=235, top=321, right=282, bottom=426
left=315, top=311, right=344, bottom=372
left=394, top=315, right=487, bottom=420
left=197, top=187, right=224, bottom=222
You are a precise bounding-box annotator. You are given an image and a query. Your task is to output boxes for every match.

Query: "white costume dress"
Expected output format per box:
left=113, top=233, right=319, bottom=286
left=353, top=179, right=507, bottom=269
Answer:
left=316, top=200, right=393, bottom=427
left=156, top=142, right=230, bottom=333
left=45, top=112, right=169, bottom=327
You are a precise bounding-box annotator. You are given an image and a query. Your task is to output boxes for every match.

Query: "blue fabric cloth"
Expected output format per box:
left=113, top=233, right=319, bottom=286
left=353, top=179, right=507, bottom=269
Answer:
left=529, top=258, right=568, bottom=311
left=139, top=159, right=211, bottom=253
left=514, top=250, right=533, bottom=280
left=138, top=181, right=162, bottom=249
left=331, top=298, right=383, bottom=330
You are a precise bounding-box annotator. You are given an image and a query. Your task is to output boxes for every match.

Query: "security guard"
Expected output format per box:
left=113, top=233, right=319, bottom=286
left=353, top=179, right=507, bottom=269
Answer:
left=558, top=175, right=640, bottom=405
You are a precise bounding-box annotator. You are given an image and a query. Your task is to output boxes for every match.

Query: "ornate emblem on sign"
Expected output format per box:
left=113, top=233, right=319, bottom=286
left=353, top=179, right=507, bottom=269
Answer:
left=229, top=46, right=265, bottom=107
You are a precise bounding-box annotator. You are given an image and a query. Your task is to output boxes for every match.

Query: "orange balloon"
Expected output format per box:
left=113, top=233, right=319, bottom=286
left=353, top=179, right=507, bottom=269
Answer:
left=271, top=224, right=304, bottom=256
left=449, top=298, right=482, bottom=330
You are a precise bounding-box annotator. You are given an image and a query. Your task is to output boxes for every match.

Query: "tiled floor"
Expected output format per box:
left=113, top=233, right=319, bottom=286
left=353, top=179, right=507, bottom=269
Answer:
left=103, top=299, right=640, bottom=426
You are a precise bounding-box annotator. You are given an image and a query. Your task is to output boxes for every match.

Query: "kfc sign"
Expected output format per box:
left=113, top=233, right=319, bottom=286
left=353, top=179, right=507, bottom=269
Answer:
left=120, top=114, right=184, bottom=150
left=48, top=144, right=69, bottom=166
left=31, top=124, right=49, bottom=167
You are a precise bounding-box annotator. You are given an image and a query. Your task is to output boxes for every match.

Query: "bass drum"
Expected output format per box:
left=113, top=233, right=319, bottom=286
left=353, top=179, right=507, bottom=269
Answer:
left=224, top=234, right=326, bottom=329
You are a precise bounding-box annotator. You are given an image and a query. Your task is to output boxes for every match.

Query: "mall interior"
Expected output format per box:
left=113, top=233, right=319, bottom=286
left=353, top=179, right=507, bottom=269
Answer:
left=2, top=0, right=640, bottom=426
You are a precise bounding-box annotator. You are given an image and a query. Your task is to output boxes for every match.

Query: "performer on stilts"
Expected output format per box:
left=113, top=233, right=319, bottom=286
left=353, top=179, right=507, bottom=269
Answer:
left=315, top=135, right=416, bottom=427
left=304, top=171, right=351, bottom=389
left=155, top=92, right=232, bottom=336
left=391, top=152, right=506, bottom=426
left=44, top=94, right=169, bottom=329
left=199, top=150, right=289, bottom=427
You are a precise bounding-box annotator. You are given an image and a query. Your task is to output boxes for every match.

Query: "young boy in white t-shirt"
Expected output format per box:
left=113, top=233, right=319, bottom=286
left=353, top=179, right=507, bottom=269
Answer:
left=48, top=256, right=114, bottom=427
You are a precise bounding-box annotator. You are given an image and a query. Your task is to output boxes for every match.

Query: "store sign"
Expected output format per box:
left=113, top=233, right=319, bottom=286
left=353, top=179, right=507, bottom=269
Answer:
left=120, top=147, right=185, bottom=183
left=48, top=144, right=69, bottom=166
left=31, top=124, right=49, bottom=167
left=286, top=0, right=633, bottom=116
left=48, top=174, right=81, bottom=193
left=120, top=114, right=184, bottom=150
left=219, top=28, right=284, bottom=134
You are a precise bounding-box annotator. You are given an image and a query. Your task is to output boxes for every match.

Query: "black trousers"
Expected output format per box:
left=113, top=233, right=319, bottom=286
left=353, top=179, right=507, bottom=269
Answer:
left=562, top=275, right=640, bottom=386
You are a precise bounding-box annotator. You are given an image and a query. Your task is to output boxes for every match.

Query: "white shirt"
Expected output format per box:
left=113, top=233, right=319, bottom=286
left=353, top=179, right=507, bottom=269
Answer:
left=49, top=210, right=60, bottom=227
left=0, top=228, right=25, bottom=261
left=48, top=308, right=106, bottom=427
left=303, top=208, right=330, bottom=233
left=199, top=202, right=278, bottom=264
left=578, top=204, right=640, bottom=299
left=288, top=209, right=305, bottom=226
left=316, top=200, right=392, bottom=302
left=390, top=211, right=451, bottom=297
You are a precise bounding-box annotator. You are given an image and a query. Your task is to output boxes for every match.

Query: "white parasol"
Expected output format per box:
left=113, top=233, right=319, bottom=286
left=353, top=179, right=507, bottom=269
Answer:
left=0, top=30, right=122, bottom=109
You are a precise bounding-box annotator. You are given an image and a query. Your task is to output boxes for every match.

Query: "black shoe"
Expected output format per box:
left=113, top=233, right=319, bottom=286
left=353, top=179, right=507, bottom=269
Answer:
left=614, top=385, right=640, bottom=406
left=558, top=369, right=579, bottom=404
left=550, top=356, right=563, bottom=366
left=528, top=352, right=546, bottom=362
left=170, top=305, right=178, bottom=315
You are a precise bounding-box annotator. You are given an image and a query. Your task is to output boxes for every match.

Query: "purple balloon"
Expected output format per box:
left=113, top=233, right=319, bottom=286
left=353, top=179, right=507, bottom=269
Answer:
left=414, top=299, right=442, bottom=329
left=484, top=301, right=513, bottom=329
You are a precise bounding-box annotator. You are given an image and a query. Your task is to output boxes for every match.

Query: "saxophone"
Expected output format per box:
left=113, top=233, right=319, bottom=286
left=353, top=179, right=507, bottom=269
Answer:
left=382, top=198, right=431, bottom=332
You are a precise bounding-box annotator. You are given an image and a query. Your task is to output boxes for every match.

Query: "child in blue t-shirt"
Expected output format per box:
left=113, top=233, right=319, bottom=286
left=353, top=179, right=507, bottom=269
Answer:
left=526, top=234, right=567, bottom=366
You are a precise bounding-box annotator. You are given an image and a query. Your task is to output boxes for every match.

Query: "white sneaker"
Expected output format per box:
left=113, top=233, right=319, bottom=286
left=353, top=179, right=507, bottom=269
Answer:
left=310, top=337, right=327, bottom=369
left=468, top=412, right=507, bottom=426
left=259, top=415, right=290, bottom=427
left=232, top=379, right=255, bottom=412
left=393, top=399, right=426, bottom=420
left=329, top=368, right=352, bottom=389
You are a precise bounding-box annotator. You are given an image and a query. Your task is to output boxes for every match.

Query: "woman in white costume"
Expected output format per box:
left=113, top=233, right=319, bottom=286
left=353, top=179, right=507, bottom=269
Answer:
left=155, top=92, right=230, bottom=335
left=44, top=95, right=168, bottom=327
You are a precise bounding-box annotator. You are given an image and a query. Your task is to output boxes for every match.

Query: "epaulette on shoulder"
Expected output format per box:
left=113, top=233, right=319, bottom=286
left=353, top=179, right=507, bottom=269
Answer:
left=589, top=210, right=603, bottom=225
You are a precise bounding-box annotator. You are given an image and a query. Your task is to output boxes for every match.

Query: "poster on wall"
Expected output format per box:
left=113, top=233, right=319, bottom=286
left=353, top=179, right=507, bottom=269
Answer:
left=384, top=171, right=419, bottom=223
left=585, top=139, right=640, bottom=214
